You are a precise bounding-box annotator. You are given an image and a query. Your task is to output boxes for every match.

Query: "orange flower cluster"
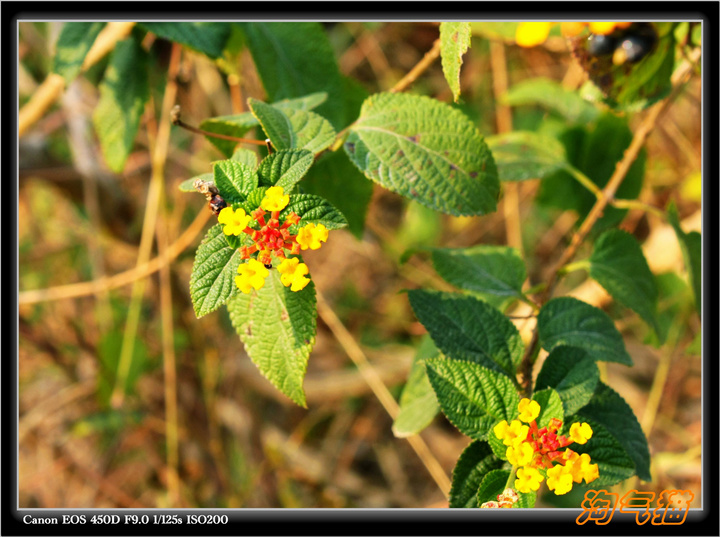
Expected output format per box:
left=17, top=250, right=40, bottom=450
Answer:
left=494, top=399, right=599, bottom=495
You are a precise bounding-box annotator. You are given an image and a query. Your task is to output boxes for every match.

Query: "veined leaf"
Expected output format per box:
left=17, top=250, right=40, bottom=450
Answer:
left=392, top=336, right=440, bottom=438
left=53, top=22, right=105, bottom=82
left=227, top=270, right=317, bottom=407
left=231, top=147, right=259, bottom=169
left=345, top=92, right=499, bottom=216
left=486, top=131, right=568, bottom=182
left=502, top=77, right=600, bottom=124
left=214, top=160, right=258, bottom=203
left=138, top=22, right=231, bottom=59
left=668, top=202, right=701, bottom=318
left=408, top=290, right=524, bottom=379
left=589, top=229, right=660, bottom=335
left=249, top=98, right=336, bottom=155
left=257, top=149, right=314, bottom=189
left=537, top=297, right=633, bottom=366
left=280, top=194, right=348, bottom=230
left=532, top=389, right=563, bottom=429
left=425, top=357, right=520, bottom=440
left=440, top=22, right=472, bottom=103
left=535, top=347, right=599, bottom=415
left=430, top=245, right=526, bottom=302
left=477, top=469, right=511, bottom=506
left=449, top=440, right=504, bottom=508
left=189, top=224, right=243, bottom=318
left=92, top=37, right=149, bottom=173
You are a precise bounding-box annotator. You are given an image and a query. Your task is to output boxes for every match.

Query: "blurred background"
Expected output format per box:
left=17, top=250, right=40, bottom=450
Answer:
left=18, top=21, right=701, bottom=508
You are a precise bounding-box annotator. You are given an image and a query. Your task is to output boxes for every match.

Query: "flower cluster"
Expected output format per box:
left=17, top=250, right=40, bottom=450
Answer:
left=493, top=399, right=599, bottom=495
left=515, top=21, right=633, bottom=48
left=217, top=186, right=329, bottom=294
left=480, top=488, right=519, bottom=509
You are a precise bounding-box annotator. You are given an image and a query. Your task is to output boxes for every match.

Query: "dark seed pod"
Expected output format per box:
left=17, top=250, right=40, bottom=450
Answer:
left=264, top=263, right=273, bottom=270
left=208, top=194, right=227, bottom=215
left=587, top=33, right=618, bottom=57
left=614, top=23, right=657, bottom=64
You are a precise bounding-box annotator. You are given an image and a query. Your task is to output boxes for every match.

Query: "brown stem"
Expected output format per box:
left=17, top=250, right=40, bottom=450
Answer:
left=390, top=38, right=441, bottom=93
left=172, top=111, right=267, bottom=146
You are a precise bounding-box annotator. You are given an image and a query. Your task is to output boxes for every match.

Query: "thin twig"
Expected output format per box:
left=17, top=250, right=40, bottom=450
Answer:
left=172, top=107, right=266, bottom=146
left=316, top=290, right=452, bottom=498
left=390, top=38, right=441, bottom=93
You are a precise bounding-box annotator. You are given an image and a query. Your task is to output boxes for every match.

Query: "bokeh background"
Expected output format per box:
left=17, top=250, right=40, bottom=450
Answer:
left=18, top=21, right=701, bottom=508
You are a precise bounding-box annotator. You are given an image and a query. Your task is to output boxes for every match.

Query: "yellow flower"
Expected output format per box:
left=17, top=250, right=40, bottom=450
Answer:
left=560, top=21, right=587, bottom=37
left=506, top=441, right=534, bottom=467
left=235, top=259, right=269, bottom=294
left=218, top=206, right=251, bottom=236
left=518, top=398, right=541, bottom=423
left=515, top=467, right=543, bottom=493
left=567, top=452, right=599, bottom=484
left=296, top=223, right=329, bottom=251
left=261, top=186, right=290, bottom=211
left=546, top=464, right=574, bottom=495
left=277, top=257, right=310, bottom=292
left=515, top=22, right=553, bottom=47
left=588, top=21, right=631, bottom=35
left=494, top=419, right=529, bottom=448
left=569, top=422, right=593, bottom=444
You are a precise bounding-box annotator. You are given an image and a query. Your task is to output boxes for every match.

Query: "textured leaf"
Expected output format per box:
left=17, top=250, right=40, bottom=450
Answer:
left=345, top=92, right=499, bottom=216
left=200, top=93, right=327, bottom=157
left=477, top=469, right=511, bottom=506
left=502, top=77, right=600, bottom=124
left=537, top=297, right=633, bottom=366
left=668, top=202, right=701, bottom=317
left=241, top=22, right=346, bottom=128
left=231, top=147, right=259, bottom=169
left=408, top=290, right=524, bottom=379
left=213, top=160, right=258, bottom=203
left=301, top=150, right=373, bottom=239
left=227, top=270, right=317, bottom=407
left=425, top=357, right=519, bottom=440
left=392, top=336, right=440, bottom=438
left=92, top=37, right=149, bottom=173
left=249, top=98, right=336, bottom=155
left=589, top=229, right=659, bottom=334
left=430, top=245, right=526, bottom=301
left=532, top=389, right=564, bottom=429
left=486, top=131, right=567, bottom=182
left=179, top=172, right=214, bottom=192
left=280, top=194, right=348, bottom=230
left=53, top=22, right=105, bottom=82
left=575, top=383, right=651, bottom=482
left=535, top=347, right=599, bottom=416
left=189, top=224, right=243, bottom=318
left=449, top=441, right=504, bottom=508
left=257, top=149, right=314, bottom=189
left=440, top=22, right=472, bottom=102
left=138, top=22, right=231, bottom=58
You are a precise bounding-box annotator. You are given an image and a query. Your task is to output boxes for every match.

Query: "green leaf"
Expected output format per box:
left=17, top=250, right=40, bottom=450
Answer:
left=301, top=150, right=373, bottom=239
left=537, top=297, right=633, bottom=366
left=138, top=22, right=231, bottom=59
left=449, top=440, right=504, bottom=508
left=257, top=149, right=314, bottom=189
left=392, top=336, right=440, bottom=438
left=580, top=383, right=651, bottom=481
left=486, top=131, right=568, bottom=182
left=240, top=23, right=346, bottom=128
left=213, top=160, right=258, bottom=203
left=189, top=224, right=243, bottom=318
left=249, top=98, right=336, bottom=155
left=535, top=347, right=599, bottom=416
left=408, top=290, right=524, bottom=379
left=92, top=37, right=149, bottom=173
left=668, top=202, right=701, bottom=318
left=280, top=194, right=348, bottom=230
left=345, top=92, right=499, bottom=216
left=439, top=22, right=472, bottom=102
left=589, top=229, right=660, bottom=334
left=179, top=172, right=214, bottom=192
left=227, top=269, right=317, bottom=407
left=53, top=22, right=105, bottom=82
left=231, top=147, right=259, bottom=169
left=532, top=389, right=563, bottom=428
left=502, top=77, right=600, bottom=124
left=477, top=469, right=511, bottom=506
left=430, top=245, right=526, bottom=302
left=425, top=357, right=520, bottom=440
left=200, top=93, right=328, bottom=157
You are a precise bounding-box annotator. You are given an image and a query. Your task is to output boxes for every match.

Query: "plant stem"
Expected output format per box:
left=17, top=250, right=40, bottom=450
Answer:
left=390, top=38, right=441, bottom=93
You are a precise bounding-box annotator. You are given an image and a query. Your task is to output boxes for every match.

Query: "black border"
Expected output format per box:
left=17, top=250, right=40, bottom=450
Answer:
left=4, top=2, right=718, bottom=536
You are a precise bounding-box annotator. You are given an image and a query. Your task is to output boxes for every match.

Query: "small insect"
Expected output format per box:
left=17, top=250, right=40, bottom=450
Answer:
left=193, top=178, right=227, bottom=216
left=264, top=263, right=273, bottom=270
